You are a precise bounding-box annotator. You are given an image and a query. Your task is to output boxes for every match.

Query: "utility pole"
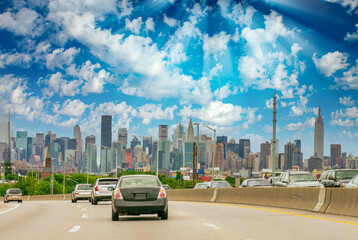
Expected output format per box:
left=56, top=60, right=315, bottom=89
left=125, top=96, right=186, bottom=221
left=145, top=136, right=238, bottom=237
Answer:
left=193, top=142, right=197, bottom=187
left=272, top=91, right=277, bottom=179
left=7, top=109, right=11, bottom=163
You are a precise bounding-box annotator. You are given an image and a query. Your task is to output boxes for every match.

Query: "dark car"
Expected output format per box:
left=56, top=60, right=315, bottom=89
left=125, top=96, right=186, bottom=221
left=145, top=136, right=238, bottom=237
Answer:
left=111, top=175, right=168, bottom=221
left=319, top=169, right=358, bottom=187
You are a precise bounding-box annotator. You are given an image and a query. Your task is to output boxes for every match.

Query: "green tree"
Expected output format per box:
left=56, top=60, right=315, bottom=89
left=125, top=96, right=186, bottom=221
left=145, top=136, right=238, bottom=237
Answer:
left=225, top=176, right=236, bottom=187
left=5, top=173, right=18, bottom=181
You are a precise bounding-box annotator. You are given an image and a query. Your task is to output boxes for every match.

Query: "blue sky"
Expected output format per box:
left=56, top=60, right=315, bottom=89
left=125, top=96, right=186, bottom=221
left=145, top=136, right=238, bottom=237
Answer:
left=0, top=0, right=357, bottom=159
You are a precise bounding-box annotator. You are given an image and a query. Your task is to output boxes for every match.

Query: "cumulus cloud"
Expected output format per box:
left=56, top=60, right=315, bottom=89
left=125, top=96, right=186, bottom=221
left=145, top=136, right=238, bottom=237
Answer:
left=45, top=47, right=80, bottom=71
left=345, top=24, right=358, bottom=42
left=313, top=51, right=349, bottom=77
left=0, top=52, right=32, bottom=68
left=330, top=106, right=358, bottom=127
left=125, top=17, right=143, bottom=34
left=339, top=96, right=356, bottom=106
left=203, top=31, right=231, bottom=59
left=163, top=14, right=177, bottom=27
left=118, top=0, right=134, bottom=18
left=291, top=43, right=302, bottom=58
left=324, top=0, right=358, bottom=14
left=131, top=104, right=177, bottom=125
left=217, top=0, right=256, bottom=27
left=283, top=117, right=315, bottom=131
left=145, top=18, right=155, bottom=32
left=53, top=99, right=89, bottom=117
left=334, top=59, right=358, bottom=90
left=0, top=8, right=41, bottom=36
left=42, top=72, right=83, bottom=97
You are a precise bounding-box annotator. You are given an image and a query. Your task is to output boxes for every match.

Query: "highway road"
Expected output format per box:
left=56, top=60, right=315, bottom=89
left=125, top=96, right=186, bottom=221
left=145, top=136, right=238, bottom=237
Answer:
left=1, top=200, right=358, bottom=240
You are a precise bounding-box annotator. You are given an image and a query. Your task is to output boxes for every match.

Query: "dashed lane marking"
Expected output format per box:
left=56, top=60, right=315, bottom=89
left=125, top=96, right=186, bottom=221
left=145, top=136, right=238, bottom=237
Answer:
left=81, top=208, right=86, bottom=211
left=81, top=214, right=88, bottom=218
left=204, top=223, right=221, bottom=230
left=0, top=204, right=19, bottom=215
left=69, top=225, right=81, bottom=233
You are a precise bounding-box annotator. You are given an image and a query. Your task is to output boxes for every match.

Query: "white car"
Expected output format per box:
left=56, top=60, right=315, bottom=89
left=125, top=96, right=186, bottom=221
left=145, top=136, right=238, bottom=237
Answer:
left=275, top=171, right=323, bottom=187
left=346, top=174, right=358, bottom=188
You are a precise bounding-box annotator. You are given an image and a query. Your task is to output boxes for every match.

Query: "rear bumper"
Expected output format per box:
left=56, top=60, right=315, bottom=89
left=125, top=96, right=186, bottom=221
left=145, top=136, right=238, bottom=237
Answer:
left=93, top=195, right=112, bottom=201
left=6, top=197, right=22, bottom=201
left=113, top=198, right=167, bottom=215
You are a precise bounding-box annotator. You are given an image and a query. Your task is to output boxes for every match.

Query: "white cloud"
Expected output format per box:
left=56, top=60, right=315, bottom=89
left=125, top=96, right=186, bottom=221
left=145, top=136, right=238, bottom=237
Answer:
left=0, top=52, right=32, bottom=68
left=125, top=17, right=143, bottom=34
left=330, top=106, right=358, bottom=127
left=163, top=14, right=177, bottom=27
left=217, top=0, right=256, bottom=27
left=42, top=72, right=83, bottom=97
left=53, top=99, right=89, bottom=117
left=66, top=61, right=110, bottom=95
left=313, top=51, right=349, bottom=77
left=283, top=117, right=315, bottom=131
left=118, top=0, right=134, bottom=18
left=165, top=43, right=187, bottom=64
left=334, top=59, right=358, bottom=90
left=202, top=31, right=231, bottom=59
left=324, top=0, right=358, bottom=14
left=290, top=95, right=309, bottom=116
left=345, top=24, right=358, bottom=42
left=291, top=43, right=302, bottom=58
left=213, top=84, right=238, bottom=100
left=145, top=18, right=155, bottom=32
left=0, top=8, right=41, bottom=36
left=179, top=101, right=244, bottom=126
left=58, top=118, right=80, bottom=128
left=45, top=47, right=80, bottom=71
left=339, top=96, right=356, bottom=106
left=131, top=104, right=177, bottom=125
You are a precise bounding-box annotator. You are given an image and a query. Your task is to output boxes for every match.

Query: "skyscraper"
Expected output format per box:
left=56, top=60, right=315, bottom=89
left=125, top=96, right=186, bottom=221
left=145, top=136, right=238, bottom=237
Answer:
left=159, top=125, right=168, bottom=141
left=173, top=123, right=184, bottom=150
left=16, top=131, right=27, bottom=161
left=101, top=115, right=112, bottom=148
left=73, top=124, right=82, bottom=168
left=284, top=142, right=296, bottom=170
left=142, top=136, right=152, bottom=154
left=314, top=103, right=324, bottom=159
left=330, top=144, right=342, bottom=168
left=85, top=135, right=95, bottom=151
left=260, top=141, right=271, bottom=170
left=118, top=128, right=128, bottom=148
left=239, top=139, right=250, bottom=159
left=187, top=117, right=194, bottom=142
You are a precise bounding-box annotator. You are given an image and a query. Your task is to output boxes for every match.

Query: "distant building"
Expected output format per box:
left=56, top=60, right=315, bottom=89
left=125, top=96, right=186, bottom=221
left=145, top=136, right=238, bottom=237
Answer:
left=260, top=141, right=271, bottom=170
left=294, top=139, right=301, bottom=152
left=215, top=143, right=224, bottom=170
left=16, top=131, right=28, bottom=161
left=159, top=125, right=168, bottom=141
left=142, top=136, right=152, bottom=155
left=239, top=139, right=250, bottom=159
left=85, top=135, right=95, bottom=151
left=173, top=123, right=185, bottom=150
left=130, top=136, right=140, bottom=153
left=117, top=128, right=128, bottom=149
left=307, top=155, right=323, bottom=172
left=101, top=115, right=112, bottom=148
left=73, top=124, right=83, bottom=170
left=217, top=136, right=228, bottom=160
left=284, top=142, right=296, bottom=170
left=314, top=103, right=324, bottom=159
left=330, top=144, right=342, bottom=168
left=187, top=117, right=194, bottom=142
left=86, top=143, right=97, bottom=173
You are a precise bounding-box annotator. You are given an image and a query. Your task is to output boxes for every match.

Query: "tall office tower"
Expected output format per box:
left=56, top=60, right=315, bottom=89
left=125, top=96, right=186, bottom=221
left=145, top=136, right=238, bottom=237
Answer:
left=314, top=103, right=324, bottom=159
left=142, top=136, right=152, bottom=154
left=67, top=139, right=77, bottom=150
left=85, top=135, right=96, bottom=151
left=183, top=141, right=194, bottom=168
left=130, top=136, right=140, bottom=152
left=187, top=117, right=194, bottom=142
left=330, top=144, right=342, bottom=168
left=151, top=141, right=158, bottom=166
left=0, top=114, right=7, bottom=142
left=294, top=139, right=301, bottom=152
left=101, top=115, right=112, bottom=148
left=58, top=137, right=69, bottom=158
left=27, top=137, right=33, bottom=163
left=16, top=131, right=28, bottom=161
left=284, top=142, right=296, bottom=170
left=173, top=123, right=184, bottom=150
left=35, top=133, right=44, bottom=155
left=260, top=141, right=271, bottom=170
left=45, top=131, right=52, bottom=148
left=112, top=141, right=124, bottom=169
left=86, top=143, right=97, bottom=173
left=217, top=136, right=228, bottom=160
left=215, top=143, right=224, bottom=170
left=292, top=149, right=303, bottom=169
left=118, top=128, right=128, bottom=148
left=73, top=124, right=82, bottom=167
left=159, top=125, right=168, bottom=141
left=101, top=115, right=112, bottom=172
left=239, top=139, right=250, bottom=159
left=159, top=140, right=170, bottom=171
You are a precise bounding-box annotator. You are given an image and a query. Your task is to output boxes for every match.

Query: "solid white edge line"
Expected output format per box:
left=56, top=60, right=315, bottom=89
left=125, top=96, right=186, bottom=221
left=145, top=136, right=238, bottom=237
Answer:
left=69, top=225, right=81, bottom=233
left=0, top=204, right=20, bottom=215
left=204, top=223, right=220, bottom=230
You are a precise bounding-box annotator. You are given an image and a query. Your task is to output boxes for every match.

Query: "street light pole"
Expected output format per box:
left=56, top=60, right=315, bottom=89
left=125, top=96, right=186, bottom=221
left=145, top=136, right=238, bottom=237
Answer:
left=211, top=129, right=216, bottom=181
left=63, top=155, right=66, bottom=195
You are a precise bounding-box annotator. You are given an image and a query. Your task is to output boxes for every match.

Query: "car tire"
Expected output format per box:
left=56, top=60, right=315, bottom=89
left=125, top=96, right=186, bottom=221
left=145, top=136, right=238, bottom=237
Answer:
left=112, top=208, right=119, bottom=221
left=74, top=199, right=77, bottom=203
left=4, top=200, right=6, bottom=203
left=89, top=199, right=91, bottom=203
left=93, top=198, right=98, bottom=205
left=159, top=209, right=168, bottom=220
left=18, top=200, right=20, bottom=203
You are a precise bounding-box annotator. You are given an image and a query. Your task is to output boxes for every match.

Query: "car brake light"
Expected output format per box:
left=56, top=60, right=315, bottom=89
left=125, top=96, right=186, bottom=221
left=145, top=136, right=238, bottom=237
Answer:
left=158, top=188, right=166, bottom=198
left=340, top=182, right=343, bottom=187
left=75, top=190, right=78, bottom=195
left=95, top=186, right=99, bottom=192
left=114, top=189, right=122, bottom=199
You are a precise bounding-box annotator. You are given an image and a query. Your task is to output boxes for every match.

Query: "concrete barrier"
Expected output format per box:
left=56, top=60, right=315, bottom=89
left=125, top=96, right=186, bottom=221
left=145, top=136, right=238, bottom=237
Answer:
left=167, top=188, right=216, bottom=202
left=324, top=188, right=358, bottom=217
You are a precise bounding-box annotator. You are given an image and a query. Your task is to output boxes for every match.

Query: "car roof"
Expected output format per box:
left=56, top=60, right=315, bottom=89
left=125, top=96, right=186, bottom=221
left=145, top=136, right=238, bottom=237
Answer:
left=97, top=177, right=119, bottom=180
left=121, top=175, right=157, bottom=178
left=288, top=171, right=311, bottom=174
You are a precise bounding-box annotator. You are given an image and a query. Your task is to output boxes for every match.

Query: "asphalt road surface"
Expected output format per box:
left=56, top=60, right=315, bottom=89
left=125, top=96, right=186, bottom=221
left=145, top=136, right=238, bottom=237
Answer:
left=1, top=200, right=358, bottom=240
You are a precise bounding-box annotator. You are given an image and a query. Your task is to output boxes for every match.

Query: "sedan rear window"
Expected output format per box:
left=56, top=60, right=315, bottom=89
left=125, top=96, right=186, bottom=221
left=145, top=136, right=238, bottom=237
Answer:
left=98, top=179, right=118, bottom=185
left=77, top=185, right=91, bottom=190
left=211, top=181, right=230, bottom=188
left=290, top=174, right=317, bottom=182
left=336, top=170, right=358, bottom=180
left=247, top=180, right=270, bottom=187
left=120, top=176, right=160, bottom=187
left=9, top=189, right=22, bottom=194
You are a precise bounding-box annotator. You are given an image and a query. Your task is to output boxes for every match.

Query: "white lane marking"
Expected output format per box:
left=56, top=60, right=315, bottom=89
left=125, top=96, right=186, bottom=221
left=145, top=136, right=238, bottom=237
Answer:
left=76, top=205, right=81, bottom=208
left=81, top=214, right=88, bottom=219
left=81, top=208, right=86, bottom=211
left=0, top=204, right=20, bottom=215
left=204, top=223, right=220, bottom=230
left=69, top=225, right=81, bottom=232
left=176, top=211, right=184, bottom=215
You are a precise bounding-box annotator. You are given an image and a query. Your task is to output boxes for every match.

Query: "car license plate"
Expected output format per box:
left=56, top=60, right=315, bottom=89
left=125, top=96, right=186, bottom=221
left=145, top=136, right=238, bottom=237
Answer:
left=135, top=193, right=146, bottom=200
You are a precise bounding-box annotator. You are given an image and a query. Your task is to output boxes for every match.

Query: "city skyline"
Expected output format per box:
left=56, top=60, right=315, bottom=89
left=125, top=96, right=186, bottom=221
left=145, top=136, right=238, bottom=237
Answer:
left=0, top=0, right=358, bottom=159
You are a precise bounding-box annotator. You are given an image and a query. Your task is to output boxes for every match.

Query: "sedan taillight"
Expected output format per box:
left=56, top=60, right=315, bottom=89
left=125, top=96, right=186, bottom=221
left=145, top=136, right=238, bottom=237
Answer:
left=75, top=190, right=78, bottom=195
left=114, top=189, right=122, bottom=199
left=95, top=186, right=99, bottom=192
left=157, top=188, right=166, bottom=199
